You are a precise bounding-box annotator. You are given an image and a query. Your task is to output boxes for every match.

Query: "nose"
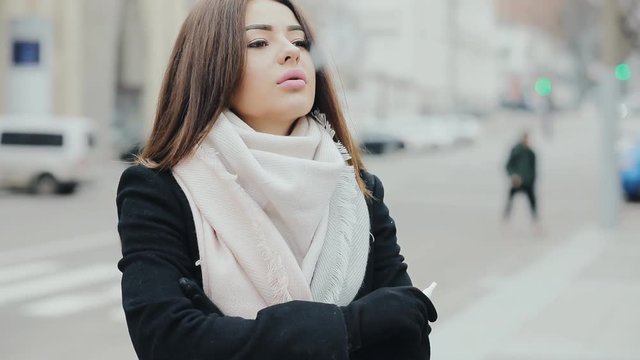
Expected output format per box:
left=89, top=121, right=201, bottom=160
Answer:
left=278, top=41, right=301, bottom=65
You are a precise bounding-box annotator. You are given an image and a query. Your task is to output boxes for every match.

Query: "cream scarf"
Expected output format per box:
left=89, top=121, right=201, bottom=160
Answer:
left=172, top=110, right=369, bottom=319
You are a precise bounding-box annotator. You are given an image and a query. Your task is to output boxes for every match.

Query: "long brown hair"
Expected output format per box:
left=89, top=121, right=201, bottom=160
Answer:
left=138, top=0, right=370, bottom=195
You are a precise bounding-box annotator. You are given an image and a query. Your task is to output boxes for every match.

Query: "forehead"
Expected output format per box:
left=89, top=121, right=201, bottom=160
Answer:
left=245, top=0, right=300, bottom=26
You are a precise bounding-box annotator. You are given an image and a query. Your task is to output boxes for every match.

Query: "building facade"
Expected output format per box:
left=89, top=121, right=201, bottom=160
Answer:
left=1, top=0, right=501, bottom=155
left=0, top=0, right=191, bottom=155
left=495, top=0, right=567, bottom=38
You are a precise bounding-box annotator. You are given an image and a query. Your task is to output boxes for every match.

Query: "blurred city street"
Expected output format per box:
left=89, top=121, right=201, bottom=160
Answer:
left=1, top=109, right=638, bottom=359
left=2, top=0, right=640, bottom=358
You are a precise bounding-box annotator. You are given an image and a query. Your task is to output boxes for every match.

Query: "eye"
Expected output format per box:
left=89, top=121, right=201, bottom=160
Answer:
left=248, top=40, right=268, bottom=48
left=293, top=39, right=311, bottom=50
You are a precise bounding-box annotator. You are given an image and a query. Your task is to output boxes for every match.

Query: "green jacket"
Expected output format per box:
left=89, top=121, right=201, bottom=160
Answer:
left=506, top=143, right=536, bottom=186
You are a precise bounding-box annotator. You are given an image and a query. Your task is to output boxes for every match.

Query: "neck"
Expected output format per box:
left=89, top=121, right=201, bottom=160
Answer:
left=238, top=114, right=299, bottom=136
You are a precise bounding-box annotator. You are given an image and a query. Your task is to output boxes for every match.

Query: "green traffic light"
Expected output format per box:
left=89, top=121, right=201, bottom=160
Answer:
left=534, top=77, right=552, bottom=97
left=615, top=63, right=632, bottom=81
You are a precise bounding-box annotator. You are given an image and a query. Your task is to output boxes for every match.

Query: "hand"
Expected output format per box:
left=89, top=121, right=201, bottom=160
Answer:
left=341, top=286, right=437, bottom=352
left=511, top=175, right=522, bottom=187
left=178, top=277, right=222, bottom=315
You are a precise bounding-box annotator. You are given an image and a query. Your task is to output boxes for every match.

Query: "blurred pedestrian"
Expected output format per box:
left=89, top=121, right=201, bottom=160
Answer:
left=115, top=1, right=436, bottom=359
left=503, top=132, right=538, bottom=222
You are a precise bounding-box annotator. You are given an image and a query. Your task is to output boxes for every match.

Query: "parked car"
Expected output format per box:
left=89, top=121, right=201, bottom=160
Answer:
left=119, top=143, right=143, bottom=163
left=389, top=116, right=456, bottom=151
left=617, top=93, right=640, bottom=201
left=357, top=130, right=405, bottom=155
left=358, top=113, right=482, bottom=153
left=620, top=138, right=640, bottom=201
left=444, top=113, right=482, bottom=144
left=0, top=117, right=97, bottom=194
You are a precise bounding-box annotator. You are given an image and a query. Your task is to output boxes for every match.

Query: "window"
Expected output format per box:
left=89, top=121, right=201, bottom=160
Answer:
left=1, top=132, right=64, bottom=146
left=12, top=40, right=40, bottom=66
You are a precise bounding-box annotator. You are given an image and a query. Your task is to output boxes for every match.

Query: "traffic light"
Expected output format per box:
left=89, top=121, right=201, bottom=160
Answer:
left=615, top=63, right=632, bottom=81
left=534, top=77, right=552, bottom=97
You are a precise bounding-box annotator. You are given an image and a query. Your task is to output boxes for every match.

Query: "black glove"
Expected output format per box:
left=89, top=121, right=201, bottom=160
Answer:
left=341, top=286, right=437, bottom=352
left=178, top=277, right=222, bottom=315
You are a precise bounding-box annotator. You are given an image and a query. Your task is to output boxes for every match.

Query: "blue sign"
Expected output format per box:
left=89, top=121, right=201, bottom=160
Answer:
left=12, top=40, right=40, bottom=65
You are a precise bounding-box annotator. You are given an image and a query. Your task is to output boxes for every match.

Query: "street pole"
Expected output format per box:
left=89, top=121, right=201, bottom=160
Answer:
left=447, top=0, right=459, bottom=111
left=599, top=0, right=623, bottom=229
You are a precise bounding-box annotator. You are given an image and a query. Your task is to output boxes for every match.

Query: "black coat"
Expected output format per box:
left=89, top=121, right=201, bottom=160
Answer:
left=506, top=143, right=536, bottom=186
left=117, top=165, right=429, bottom=360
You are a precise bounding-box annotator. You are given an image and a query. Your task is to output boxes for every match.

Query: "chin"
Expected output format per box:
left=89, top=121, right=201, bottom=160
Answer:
left=279, top=100, right=314, bottom=120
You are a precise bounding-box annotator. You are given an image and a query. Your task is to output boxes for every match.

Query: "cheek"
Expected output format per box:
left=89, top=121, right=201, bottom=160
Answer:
left=305, top=58, right=316, bottom=97
left=240, top=63, right=267, bottom=96
left=232, top=62, right=268, bottom=108
left=308, top=71, right=317, bottom=99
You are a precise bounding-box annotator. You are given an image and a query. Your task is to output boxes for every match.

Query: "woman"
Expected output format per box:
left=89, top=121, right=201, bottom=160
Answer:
left=116, top=0, right=437, bottom=359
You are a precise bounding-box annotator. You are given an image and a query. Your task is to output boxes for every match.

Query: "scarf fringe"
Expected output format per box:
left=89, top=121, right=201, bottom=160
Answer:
left=311, top=167, right=368, bottom=305
left=311, top=110, right=352, bottom=161
left=325, top=170, right=359, bottom=303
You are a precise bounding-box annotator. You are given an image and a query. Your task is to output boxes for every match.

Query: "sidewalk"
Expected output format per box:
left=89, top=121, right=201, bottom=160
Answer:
left=431, top=206, right=640, bottom=360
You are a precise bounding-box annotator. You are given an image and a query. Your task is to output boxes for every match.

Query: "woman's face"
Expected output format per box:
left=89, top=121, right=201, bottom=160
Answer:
left=231, top=0, right=316, bottom=135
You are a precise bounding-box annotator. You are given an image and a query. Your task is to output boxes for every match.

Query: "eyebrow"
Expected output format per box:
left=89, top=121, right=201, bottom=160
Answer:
left=245, top=24, right=305, bottom=32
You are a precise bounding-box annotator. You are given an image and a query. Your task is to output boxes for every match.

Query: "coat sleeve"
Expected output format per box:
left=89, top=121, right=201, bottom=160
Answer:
left=365, top=172, right=413, bottom=289
left=531, top=150, right=537, bottom=182
left=116, top=165, right=349, bottom=360
left=351, top=172, right=431, bottom=360
left=506, top=147, right=517, bottom=176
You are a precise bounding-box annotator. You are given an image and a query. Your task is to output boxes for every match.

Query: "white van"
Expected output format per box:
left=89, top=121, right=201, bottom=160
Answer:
left=0, top=117, right=97, bottom=194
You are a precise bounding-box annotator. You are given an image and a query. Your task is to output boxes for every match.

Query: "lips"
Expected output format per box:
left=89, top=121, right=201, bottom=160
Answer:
left=277, top=69, right=307, bottom=85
